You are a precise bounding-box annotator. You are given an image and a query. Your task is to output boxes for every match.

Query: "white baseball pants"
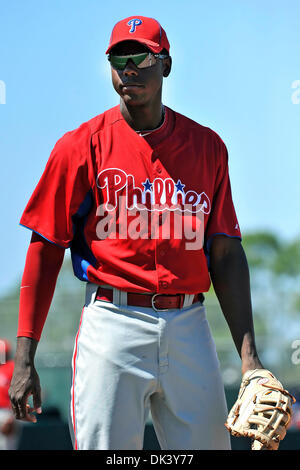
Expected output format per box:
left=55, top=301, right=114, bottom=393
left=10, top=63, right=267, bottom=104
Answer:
left=69, top=283, right=231, bottom=450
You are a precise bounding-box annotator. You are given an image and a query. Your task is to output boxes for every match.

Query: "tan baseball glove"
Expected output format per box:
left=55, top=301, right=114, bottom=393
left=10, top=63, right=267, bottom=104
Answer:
left=225, top=369, right=296, bottom=450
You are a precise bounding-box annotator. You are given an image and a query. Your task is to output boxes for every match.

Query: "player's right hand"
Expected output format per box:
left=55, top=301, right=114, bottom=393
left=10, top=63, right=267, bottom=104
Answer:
left=8, top=363, right=42, bottom=423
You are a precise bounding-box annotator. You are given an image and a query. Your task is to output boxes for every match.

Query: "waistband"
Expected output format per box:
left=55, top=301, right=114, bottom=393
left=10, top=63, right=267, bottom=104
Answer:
left=85, top=283, right=204, bottom=312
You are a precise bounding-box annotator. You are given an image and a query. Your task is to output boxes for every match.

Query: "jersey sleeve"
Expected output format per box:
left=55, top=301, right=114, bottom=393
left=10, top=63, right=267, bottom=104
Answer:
left=204, top=139, right=242, bottom=256
left=20, top=131, right=93, bottom=248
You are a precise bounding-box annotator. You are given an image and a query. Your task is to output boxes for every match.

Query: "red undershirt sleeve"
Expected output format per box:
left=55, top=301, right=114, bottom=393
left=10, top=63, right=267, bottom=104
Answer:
left=17, top=232, right=65, bottom=341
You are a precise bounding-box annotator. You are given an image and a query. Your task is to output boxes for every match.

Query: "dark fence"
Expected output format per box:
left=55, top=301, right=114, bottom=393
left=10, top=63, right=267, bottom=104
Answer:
left=15, top=385, right=300, bottom=451
left=16, top=416, right=300, bottom=451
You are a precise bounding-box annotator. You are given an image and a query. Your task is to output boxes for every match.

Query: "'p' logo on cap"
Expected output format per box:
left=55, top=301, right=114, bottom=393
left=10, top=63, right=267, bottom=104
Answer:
left=106, top=16, right=170, bottom=55
left=127, top=18, right=143, bottom=33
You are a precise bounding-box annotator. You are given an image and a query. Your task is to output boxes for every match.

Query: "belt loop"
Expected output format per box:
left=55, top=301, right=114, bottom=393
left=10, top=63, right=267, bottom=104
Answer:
left=113, top=287, right=121, bottom=306
left=183, top=294, right=193, bottom=308
left=119, top=290, right=127, bottom=306
left=85, top=282, right=98, bottom=306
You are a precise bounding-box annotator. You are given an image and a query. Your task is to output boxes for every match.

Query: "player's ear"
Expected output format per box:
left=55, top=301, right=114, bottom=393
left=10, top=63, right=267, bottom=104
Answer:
left=163, top=56, right=172, bottom=77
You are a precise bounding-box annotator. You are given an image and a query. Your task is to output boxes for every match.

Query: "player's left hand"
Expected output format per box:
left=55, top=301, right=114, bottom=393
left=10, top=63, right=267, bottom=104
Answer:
left=9, top=361, right=42, bottom=423
left=225, top=369, right=296, bottom=450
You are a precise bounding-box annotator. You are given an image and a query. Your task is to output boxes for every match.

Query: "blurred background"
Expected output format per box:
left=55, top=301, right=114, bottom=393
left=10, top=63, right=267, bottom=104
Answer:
left=0, top=0, right=299, bottom=450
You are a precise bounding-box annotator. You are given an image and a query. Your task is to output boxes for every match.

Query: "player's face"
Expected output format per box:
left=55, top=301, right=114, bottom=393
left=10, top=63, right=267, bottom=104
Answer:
left=109, top=40, right=171, bottom=107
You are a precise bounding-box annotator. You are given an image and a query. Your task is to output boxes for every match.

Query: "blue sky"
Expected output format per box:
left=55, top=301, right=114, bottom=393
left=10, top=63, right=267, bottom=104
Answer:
left=0, top=0, right=299, bottom=294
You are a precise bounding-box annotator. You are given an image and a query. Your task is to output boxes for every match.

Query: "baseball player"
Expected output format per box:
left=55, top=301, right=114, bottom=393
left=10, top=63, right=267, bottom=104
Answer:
left=8, top=16, right=293, bottom=450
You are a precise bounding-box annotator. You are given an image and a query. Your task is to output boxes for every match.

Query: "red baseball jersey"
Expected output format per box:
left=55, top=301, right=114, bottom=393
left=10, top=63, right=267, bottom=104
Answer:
left=20, top=105, right=241, bottom=294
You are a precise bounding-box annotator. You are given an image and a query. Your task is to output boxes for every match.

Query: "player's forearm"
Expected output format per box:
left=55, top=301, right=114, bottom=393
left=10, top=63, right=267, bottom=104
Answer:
left=209, top=236, right=263, bottom=374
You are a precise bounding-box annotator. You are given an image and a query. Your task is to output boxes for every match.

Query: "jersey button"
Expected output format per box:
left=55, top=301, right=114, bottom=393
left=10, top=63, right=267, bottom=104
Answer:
left=156, top=166, right=162, bottom=174
left=159, top=280, right=168, bottom=289
left=159, top=249, right=166, bottom=256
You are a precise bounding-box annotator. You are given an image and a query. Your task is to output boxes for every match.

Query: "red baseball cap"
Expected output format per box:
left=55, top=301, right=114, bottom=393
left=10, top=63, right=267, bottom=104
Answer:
left=106, top=16, right=170, bottom=55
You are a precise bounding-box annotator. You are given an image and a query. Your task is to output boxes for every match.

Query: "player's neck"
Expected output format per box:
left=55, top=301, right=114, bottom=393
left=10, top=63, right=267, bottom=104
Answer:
left=120, top=98, right=165, bottom=132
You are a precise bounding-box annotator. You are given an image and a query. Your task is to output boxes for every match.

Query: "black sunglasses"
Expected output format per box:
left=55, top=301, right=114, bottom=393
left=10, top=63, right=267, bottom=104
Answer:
left=108, top=52, right=168, bottom=70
